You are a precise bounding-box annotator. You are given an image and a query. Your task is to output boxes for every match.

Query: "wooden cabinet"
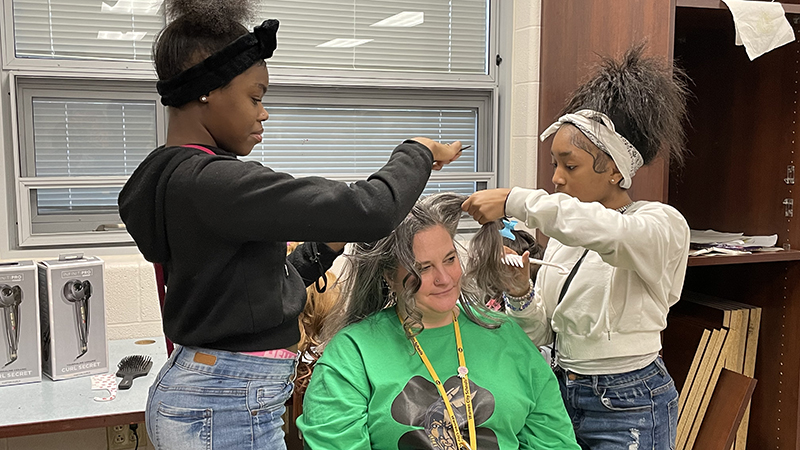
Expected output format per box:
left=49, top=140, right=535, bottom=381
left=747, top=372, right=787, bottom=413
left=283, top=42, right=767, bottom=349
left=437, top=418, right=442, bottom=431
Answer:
left=539, top=1, right=800, bottom=448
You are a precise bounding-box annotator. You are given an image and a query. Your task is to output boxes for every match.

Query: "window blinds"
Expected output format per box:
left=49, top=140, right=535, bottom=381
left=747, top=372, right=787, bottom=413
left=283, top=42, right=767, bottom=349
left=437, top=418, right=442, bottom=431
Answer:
left=255, top=0, right=488, bottom=73
left=12, top=0, right=164, bottom=60
left=245, top=105, right=477, bottom=175
left=31, top=98, right=156, bottom=177
left=31, top=98, right=156, bottom=214
left=29, top=100, right=476, bottom=213
left=34, top=187, right=123, bottom=215
left=11, top=0, right=488, bottom=73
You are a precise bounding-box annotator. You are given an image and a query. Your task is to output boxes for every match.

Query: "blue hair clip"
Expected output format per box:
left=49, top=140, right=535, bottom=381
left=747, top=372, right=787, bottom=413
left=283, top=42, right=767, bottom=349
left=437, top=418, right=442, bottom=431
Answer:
left=499, top=219, right=517, bottom=241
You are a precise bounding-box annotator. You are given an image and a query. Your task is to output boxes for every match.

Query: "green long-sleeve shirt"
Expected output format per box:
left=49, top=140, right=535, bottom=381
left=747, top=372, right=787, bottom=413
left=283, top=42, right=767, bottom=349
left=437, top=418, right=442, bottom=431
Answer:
left=298, top=308, right=580, bottom=450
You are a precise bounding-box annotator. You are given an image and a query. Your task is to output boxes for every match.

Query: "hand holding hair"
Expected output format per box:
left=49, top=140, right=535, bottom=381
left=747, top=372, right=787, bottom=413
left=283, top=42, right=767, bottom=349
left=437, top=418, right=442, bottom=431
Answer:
left=461, top=188, right=512, bottom=224
left=410, top=138, right=463, bottom=171
left=502, top=248, right=533, bottom=297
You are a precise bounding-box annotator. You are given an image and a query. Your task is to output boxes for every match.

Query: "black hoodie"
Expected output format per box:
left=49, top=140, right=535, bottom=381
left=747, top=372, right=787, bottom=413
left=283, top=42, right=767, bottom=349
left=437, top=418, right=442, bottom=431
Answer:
left=118, top=141, right=433, bottom=351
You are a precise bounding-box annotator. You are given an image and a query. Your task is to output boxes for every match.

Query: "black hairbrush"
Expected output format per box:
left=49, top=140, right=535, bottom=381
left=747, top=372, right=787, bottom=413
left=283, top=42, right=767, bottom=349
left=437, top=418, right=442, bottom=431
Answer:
left=116, top=355, right=153, bottom=390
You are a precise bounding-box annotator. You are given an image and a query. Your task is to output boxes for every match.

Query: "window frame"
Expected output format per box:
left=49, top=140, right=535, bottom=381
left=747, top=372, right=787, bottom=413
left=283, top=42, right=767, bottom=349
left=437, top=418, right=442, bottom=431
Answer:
left=10, top=72, right=166, bottom=248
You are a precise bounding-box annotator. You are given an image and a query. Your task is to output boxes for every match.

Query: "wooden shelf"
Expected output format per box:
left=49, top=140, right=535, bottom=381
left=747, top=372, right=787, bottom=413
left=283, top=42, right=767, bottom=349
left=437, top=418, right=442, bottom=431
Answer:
left=688, top=249, right=800, bottom=266
left=676, top=0, right=800, bottom=15
left=540, top=2, right=800, bottom=446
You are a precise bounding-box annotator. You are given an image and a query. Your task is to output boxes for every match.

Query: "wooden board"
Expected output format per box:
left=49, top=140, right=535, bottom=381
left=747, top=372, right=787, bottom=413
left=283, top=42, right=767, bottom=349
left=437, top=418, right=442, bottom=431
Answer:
left=742, top=306, right=762, bottom=378
left=679, top=329, right=712, bottom=413
left=692, top=369, right=758, bottom=450
left=686, top=333, right=731, bottom=449
left=677, top=328, right=727, bottom=449
left=735, top=306, right=761, bottom=450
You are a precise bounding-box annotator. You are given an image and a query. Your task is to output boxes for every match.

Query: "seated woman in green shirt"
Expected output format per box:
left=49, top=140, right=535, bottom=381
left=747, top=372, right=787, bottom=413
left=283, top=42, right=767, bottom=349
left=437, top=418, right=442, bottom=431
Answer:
left=297, top=193, right=580, bottom=450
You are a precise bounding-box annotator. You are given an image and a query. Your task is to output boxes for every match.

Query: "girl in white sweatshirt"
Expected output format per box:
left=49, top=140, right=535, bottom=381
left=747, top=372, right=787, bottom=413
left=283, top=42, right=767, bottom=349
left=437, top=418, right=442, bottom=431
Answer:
left=462, top=45, right=690, bottom=450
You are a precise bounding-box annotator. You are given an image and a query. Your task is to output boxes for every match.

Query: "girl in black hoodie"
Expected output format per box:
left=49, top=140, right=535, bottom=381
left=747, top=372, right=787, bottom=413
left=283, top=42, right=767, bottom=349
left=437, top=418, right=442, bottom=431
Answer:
left=118, top=1, right=462, bottom=448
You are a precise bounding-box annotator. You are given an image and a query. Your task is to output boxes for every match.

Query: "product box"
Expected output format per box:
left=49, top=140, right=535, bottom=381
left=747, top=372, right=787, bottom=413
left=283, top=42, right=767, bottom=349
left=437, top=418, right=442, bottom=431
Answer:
left=38, top=255, right=107, bottom=380
left=0, top=260, right=41, bottom=386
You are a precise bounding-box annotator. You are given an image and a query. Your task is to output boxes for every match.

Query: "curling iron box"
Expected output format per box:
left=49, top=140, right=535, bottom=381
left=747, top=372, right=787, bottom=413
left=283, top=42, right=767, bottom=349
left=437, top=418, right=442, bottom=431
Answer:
left=38, top=254, right=107, bottom=381
left=0, top=260, right=41, bottom=387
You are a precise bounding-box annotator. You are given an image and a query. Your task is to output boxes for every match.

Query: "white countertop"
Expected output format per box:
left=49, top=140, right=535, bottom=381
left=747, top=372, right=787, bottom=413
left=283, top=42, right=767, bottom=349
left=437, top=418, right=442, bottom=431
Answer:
left=0, top=336, right=167, bottom=437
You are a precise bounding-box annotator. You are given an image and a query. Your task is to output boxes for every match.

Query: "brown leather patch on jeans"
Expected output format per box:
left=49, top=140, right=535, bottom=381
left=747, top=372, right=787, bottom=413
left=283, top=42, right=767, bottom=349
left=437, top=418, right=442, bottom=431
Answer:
left=193, top=352, right=217, bottom=366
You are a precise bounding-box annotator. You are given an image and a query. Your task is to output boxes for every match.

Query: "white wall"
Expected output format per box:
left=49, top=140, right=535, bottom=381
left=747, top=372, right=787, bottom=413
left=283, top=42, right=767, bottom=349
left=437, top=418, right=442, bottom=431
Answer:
left=509, top=0, right=542, bottom=191
left=0, top=1, right=541, bottom=448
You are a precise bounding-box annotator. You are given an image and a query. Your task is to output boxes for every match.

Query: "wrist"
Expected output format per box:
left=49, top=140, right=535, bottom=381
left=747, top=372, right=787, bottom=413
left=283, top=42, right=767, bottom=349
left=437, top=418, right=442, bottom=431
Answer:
left=507, top=279, right=531, bottom=297
left=502, top=188, right=512, bottom=217
left=502, top=279, right=534, bottom=312
left=409, top=137, right=434, bottom=151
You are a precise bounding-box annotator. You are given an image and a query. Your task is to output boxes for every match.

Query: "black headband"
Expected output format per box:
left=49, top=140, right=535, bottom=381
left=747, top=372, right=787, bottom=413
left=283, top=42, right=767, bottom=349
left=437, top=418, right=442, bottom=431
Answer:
left=156, top=19, right=279, bottom=107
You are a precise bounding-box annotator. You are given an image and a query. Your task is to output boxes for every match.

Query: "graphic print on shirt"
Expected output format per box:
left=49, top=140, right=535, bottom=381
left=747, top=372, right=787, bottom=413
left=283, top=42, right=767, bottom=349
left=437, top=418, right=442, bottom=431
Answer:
left=391, top=375, right=498, bottom=450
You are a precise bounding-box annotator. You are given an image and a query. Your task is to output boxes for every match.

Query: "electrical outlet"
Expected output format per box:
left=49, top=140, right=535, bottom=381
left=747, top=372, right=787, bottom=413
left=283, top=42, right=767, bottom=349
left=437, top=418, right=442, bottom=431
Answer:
left=106, top=423, right=148, bottom=450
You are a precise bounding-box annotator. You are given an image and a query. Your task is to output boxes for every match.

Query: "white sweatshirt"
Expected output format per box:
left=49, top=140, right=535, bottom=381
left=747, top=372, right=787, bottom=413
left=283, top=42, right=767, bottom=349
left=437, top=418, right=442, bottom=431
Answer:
left=504, top=187, right=690, bottom=374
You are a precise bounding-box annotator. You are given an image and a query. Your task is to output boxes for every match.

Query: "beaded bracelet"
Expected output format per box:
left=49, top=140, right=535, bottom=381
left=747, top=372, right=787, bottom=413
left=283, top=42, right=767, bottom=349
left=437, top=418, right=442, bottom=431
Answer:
left=502, top=279, right=535, bottom=312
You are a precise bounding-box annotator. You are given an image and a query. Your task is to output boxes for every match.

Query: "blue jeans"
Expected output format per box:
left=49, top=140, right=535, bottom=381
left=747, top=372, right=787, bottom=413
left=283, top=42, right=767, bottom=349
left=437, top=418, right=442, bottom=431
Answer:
left=146, top=346, right=297, bottom=450
left=555, top=357, right=678, bottom=450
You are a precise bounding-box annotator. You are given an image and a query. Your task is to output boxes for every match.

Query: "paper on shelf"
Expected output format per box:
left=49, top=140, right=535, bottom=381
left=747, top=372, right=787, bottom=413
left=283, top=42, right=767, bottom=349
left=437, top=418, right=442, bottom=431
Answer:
left=690, top=229, right=744, bottom=244
left=722, top=0, right=795, bottom=60
left=741, top=234, right=779, bottom=247
left=689, top=247, right=751, bottom=257
left=690, top=229, right=777, bottom=247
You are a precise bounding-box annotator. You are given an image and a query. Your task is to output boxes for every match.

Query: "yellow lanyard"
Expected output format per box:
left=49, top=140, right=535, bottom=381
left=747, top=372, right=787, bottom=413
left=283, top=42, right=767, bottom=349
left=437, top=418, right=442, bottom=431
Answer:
left=398, top=309, right=476, bottom=450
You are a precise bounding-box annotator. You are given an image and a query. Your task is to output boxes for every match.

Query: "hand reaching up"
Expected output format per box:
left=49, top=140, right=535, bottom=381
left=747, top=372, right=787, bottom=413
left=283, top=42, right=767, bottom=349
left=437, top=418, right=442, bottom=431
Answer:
left=411, top=138, right=464, bottom=171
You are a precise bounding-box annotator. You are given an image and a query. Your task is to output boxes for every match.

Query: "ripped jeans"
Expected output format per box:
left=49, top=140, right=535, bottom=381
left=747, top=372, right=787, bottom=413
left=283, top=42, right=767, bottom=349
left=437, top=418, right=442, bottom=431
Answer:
left=145, top=346, right=297, bottom=450
left=555, top=357, right=678, bottom=450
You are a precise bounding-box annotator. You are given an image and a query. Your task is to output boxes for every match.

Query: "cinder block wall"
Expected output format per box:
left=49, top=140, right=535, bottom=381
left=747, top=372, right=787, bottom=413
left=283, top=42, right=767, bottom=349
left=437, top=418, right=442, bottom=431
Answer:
left=509, top=0, right=542, bottom=191
left=102, top=255, right=163, bottom=340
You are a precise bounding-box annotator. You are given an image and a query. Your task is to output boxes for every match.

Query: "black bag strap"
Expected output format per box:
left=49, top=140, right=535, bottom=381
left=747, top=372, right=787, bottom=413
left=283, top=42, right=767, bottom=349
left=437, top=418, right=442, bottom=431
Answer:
left=551, top=249, right=590, bottom=368
left=309, top=242, right=328, bottom=293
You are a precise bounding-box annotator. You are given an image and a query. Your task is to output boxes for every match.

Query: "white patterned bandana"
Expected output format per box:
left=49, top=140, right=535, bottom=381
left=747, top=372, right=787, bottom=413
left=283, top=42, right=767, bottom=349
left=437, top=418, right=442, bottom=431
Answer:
left=540, top=109, right=644, bottom=189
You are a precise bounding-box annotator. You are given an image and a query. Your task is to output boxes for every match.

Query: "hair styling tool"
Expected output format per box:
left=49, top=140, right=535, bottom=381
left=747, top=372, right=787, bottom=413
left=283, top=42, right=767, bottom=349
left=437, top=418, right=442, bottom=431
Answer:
left=62, top=279, right=92, bottom=359
left=501, top=253, right=570, bottom=275
left=116, top=355, right=153, bottom=390
left=0, top=285, right=22, bottom=367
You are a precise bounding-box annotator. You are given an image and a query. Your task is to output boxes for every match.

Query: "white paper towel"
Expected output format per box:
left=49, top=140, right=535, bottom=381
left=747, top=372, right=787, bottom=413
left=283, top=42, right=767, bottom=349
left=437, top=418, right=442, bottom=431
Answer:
left=722, top=0, right=795, bottom=60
